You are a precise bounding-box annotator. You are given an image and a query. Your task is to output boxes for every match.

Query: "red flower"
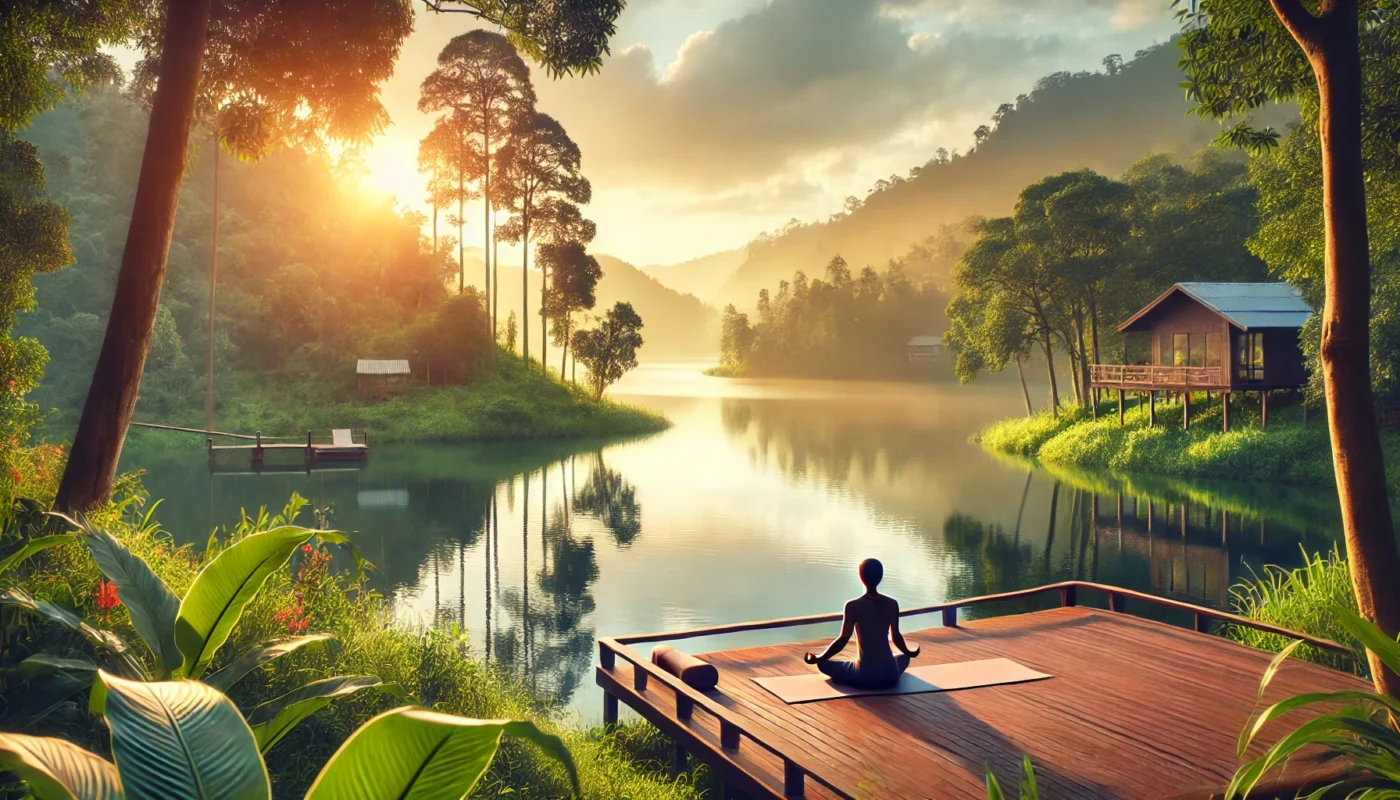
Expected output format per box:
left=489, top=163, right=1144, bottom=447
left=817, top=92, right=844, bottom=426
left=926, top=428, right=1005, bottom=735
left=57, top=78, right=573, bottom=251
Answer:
left=301, top=544, right=313, bottom=553
left=95, top=580, right=121, bottom=622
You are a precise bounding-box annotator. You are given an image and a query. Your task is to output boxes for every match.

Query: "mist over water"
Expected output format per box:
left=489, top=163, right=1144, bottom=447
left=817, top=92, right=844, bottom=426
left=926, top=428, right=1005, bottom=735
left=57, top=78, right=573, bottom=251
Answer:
left=126, top=362, right=1340, bottom=720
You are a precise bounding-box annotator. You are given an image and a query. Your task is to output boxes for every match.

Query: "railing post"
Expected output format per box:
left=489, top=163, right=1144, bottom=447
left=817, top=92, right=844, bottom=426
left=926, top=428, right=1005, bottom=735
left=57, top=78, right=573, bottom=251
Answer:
left=1109, top=592, right=1126, bottom=613
left=941, top=607, right=957, bottom=628
left=720, top=720, right=741, bottom=750
left=598, top=642, right=615, bottom=670
left=634, top=668, right=648, bottom=693
left=675, top=692, right=693, bottom=721
left=784, top=760, right=805, bottom=798
left=672, top=741, right=687, bottom=778
left=1195, top=613, right=1210, bottom=634
left=1061, top=585, right=1077, bottom=607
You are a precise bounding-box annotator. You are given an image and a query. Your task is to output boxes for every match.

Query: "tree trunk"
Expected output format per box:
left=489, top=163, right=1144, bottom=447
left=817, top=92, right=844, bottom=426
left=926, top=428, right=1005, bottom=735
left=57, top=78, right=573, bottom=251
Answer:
left=54, top=0, right=214, bottom=512
left=540, top=248, right=548, bottom=374
left=1016, top=355, right=1033, bottom=417
left=560, top=315, right=568, bottom=376
left=483, top=127, right=492, bottom=330
left=493, top=227, right=499, bottom=342
left=457, top=170, right=465, bottom=294
left=1073, top=307, right=1091, bottom=406
left=1088, top=288, right=1102, bottom=405
left=206, top=134, right=218, bottom=434
left=1272, top=0, right=1400, bottom=695
left=1041, top=332, right=1060, bottom=418
left=521, top=211, right=530, bottom=365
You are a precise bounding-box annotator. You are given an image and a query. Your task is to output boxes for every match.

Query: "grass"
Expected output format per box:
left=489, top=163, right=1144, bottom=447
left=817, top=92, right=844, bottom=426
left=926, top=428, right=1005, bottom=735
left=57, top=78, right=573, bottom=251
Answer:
left=116, top=352, right=669, bottom=448
left=979, top=393, right=1400, bottom=494
left=1225, top=545, right=1364, bottom=675
left=701, top=364, right=743, bottom=378
left=0, top=478, right=702, bottom=800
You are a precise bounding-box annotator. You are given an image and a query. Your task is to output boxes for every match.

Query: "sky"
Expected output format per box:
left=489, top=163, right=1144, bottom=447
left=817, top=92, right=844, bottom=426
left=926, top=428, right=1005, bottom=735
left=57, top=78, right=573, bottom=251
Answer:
left=320, top=0, right=1178, bottom=266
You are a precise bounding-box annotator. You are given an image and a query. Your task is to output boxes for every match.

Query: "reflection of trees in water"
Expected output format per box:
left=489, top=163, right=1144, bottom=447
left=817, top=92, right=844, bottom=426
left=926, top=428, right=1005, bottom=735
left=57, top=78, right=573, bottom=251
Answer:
left=573, top=452, right=642, bottom=546
left=720, top=397, right=952, bottom=486
left=491, top=461, right=604, bottom=708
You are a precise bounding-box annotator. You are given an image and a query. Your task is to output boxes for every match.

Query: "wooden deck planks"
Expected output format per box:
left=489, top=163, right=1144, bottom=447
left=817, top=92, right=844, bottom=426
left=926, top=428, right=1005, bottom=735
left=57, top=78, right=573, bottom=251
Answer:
left=671, top=607, right=1372, bottom=799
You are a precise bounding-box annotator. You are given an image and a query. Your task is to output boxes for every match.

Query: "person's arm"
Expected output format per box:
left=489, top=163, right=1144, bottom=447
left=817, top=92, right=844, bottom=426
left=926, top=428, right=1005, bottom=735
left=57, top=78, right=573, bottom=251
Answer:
left=804, top=603, right=855, bottom=664
left=890, top=604, right=920, bottom=659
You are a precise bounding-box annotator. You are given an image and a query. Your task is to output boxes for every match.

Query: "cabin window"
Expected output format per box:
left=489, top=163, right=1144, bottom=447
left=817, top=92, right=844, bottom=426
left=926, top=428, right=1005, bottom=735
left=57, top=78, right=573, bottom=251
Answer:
left=1173, top=334, right=1189, bottom=367
left=1236, top=332, right=1265, bottom=381
left=1159, top=334, right=1171, bottom=366
left=1206, top=333, right=1221, bottom=368
left=1189, top=336, right=1206, bottom=368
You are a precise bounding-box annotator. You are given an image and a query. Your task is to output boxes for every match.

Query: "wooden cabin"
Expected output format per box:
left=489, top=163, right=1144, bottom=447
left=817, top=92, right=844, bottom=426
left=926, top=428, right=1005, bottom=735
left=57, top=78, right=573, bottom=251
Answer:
left=1091, top=283, right=1312, bottom=429
left=356, top=359, right=411, bottom=400
left=905, top=335, right=944, bottom=363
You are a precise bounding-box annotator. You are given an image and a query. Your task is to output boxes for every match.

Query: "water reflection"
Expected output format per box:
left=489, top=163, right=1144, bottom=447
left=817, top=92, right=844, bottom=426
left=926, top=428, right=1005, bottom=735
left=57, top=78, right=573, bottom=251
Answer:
left=123, top=364, right=1342, bottom=717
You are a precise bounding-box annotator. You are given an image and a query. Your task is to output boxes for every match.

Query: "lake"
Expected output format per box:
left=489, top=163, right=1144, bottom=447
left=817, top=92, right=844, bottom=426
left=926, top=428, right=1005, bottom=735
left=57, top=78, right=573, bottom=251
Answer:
left=124, top=362, right=1342, bottom=721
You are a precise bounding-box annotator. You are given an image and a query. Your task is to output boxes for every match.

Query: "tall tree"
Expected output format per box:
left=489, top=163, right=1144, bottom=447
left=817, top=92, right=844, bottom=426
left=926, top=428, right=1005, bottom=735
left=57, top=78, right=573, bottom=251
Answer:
left=418, top=112, right=480, bottom=292
left=494, top=111, right=590, bottom=370
left=572, top=301, right=643, bottom=399
left=1180, top=0, right=1400, bottom=694
left=52, top=0, right=622, bottom=511
left=540, top=241, right=602, bottom=376
left=53, top=0, right=414, bottom=512
left=419, top=30, right=535, bottom=324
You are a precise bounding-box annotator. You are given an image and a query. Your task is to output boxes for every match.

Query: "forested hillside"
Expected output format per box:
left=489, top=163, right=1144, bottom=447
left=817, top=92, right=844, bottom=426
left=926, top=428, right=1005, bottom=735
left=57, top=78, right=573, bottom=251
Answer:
left=19, top=86, right=454, bottom=431
left=717, top=42, right=1294, bottom=309
left=641, top=247, right=746, bottom=306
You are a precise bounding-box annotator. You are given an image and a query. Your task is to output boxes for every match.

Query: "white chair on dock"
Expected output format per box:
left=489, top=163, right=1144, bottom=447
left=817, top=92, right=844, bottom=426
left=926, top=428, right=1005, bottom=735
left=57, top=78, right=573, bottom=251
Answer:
left=332, top=429, right=355, bottom=448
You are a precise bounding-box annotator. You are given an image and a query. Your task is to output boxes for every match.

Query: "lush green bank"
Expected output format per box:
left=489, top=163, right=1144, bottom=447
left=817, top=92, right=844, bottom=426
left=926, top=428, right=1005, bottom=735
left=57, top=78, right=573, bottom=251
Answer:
left=102, top=354, right=667, bottom=449
left=0, top=471, right=703, bottom=799
left=979, top=395, right=1400, bottom=494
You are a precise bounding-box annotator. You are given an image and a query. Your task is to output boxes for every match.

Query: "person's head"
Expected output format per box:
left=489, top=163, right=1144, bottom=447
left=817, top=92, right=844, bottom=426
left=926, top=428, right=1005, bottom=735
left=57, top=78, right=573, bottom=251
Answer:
left=858, top=558, right=883, bottom=590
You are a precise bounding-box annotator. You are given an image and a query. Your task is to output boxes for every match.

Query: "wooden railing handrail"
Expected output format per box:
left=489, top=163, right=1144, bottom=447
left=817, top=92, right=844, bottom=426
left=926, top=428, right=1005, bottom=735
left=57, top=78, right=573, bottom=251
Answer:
left=598, top=581, right=1353, bottom=799
left=1089, top=364, right=1226, bottom=387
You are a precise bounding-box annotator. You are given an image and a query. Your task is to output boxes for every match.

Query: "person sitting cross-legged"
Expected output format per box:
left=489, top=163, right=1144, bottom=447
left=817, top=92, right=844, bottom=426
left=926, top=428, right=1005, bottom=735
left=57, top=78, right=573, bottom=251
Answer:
left=803, top=558, right=920, bottom=690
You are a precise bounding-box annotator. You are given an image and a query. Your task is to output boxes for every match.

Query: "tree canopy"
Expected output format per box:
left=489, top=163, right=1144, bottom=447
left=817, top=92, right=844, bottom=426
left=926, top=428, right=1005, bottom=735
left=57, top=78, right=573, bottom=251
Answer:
left=572, top=302, right=642, bottom=398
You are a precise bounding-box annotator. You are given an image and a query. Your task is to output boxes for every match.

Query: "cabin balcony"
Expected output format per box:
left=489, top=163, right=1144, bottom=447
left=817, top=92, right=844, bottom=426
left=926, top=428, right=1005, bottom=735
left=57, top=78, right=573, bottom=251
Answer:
left=1090, top=363, right=1228, bottom=391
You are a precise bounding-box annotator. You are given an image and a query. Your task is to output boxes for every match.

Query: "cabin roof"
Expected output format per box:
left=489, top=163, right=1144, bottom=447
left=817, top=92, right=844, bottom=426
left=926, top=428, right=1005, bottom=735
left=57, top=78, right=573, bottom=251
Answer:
left=356, top=359, right=411, bottom=375
left=907, top=335, right=943, bottom=347
left=1117, top=282, right=1313, bottom=332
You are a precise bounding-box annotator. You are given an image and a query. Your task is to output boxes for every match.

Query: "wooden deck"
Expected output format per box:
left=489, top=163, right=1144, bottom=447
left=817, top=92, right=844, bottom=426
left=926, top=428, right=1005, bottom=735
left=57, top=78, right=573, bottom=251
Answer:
left=1090, top=364, right=1228, bottom=391
left=597, top=584, right=1366, bottom=799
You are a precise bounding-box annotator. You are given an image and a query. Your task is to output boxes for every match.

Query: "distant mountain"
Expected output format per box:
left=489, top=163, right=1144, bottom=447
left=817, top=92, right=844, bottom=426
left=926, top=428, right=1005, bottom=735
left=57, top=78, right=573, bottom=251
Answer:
left=480, top=249, right=718, bottom=363
left=717, top=42, right=1296, bottom=309
left=641, top=247, right=747, bottom=306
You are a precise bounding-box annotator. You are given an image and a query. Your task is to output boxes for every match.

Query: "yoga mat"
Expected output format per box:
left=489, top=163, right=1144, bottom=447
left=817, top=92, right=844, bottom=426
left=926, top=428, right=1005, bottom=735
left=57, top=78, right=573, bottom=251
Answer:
left=753, top=658, right=1051, bottom=704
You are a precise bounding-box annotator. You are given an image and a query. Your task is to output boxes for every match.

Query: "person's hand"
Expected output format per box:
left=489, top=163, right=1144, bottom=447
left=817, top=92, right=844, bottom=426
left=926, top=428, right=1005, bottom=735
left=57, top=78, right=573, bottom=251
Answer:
left=803, top=651, right=819, bottom=665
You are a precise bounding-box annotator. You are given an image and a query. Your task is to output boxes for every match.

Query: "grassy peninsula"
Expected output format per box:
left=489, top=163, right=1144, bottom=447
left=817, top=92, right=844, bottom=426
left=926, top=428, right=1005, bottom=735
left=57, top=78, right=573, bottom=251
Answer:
left=979, top=395, right=1400, bottom=493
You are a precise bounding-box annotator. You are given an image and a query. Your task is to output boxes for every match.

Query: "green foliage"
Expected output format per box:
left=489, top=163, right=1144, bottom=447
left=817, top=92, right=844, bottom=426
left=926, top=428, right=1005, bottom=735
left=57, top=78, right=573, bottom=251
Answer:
left=722, top=256, right=946, bottom=380
left=423, top=1, right=625, bottom=79
left=1227, top=610, right=1400, bottom=799
left=0, top=732, right=123, bottom=800
left=1227, top=546, right=1363, bottom=675
left=985, top=756, right=1040, bottom=800
left=0, top=0, right=133, bottom=131
left=572, top=303, right=644, bottom=399
left=408, top=290, right=495, bottom=386
left=980, top=397, right=1400, bottom=494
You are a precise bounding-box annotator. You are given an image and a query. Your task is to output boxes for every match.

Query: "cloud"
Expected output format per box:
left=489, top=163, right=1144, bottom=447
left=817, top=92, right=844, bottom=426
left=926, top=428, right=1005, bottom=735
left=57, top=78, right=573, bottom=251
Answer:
left=536, top=0, right=1066, bottom=193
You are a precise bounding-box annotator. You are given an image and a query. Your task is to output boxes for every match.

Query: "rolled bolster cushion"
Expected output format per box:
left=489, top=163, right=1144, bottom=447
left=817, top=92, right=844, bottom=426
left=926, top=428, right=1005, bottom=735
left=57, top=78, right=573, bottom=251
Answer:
left=651, top=645, right=719, bottom=690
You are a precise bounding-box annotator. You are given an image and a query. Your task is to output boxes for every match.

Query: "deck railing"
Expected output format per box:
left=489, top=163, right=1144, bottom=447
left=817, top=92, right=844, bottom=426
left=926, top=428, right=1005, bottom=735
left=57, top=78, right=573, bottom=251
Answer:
left=1091, top=364, right=1226, bottom=388
left=597, top=580, right=1354, bottom=800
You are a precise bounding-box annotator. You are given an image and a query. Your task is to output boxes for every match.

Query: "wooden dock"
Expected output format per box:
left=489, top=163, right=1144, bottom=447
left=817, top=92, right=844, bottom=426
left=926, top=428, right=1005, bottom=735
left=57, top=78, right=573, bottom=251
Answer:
left=597, top=582, right=1367, bottom=799
left=207, top=429, right=369, bottom=471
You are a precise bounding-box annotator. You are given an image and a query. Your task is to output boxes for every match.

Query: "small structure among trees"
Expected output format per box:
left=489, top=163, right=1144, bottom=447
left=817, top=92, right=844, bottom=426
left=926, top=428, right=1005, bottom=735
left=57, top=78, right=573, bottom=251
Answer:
left=905, top=336, right=944, bottom=363
left=1091, top=282, right=1312, bottom=429
left=356, top=359, right=411, bottom=401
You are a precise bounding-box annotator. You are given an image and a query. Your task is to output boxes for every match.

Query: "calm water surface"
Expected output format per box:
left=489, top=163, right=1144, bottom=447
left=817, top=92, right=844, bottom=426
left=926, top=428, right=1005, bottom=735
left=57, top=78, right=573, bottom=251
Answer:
left=125, top=362, right=1341, bottom=720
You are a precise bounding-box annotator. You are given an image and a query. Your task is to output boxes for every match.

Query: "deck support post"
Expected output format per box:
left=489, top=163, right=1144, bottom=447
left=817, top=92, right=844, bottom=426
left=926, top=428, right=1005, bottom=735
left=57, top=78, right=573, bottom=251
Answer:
left=253, top=431, right=263, bottom=468
left=598, top=642, right=615, bottom=670
left=941, top=607, right=957, bottom=628
left=783, top=760, right=804, bottom=798
left=1182, top=392, right=1190, bottom=431
left=1261, top=391, right=1268, bottom=429
left=1118, top=389, right=1124, bottom=425
left=603, top=691, right=618, bottom=726
left=1060, top=585, right=1077, bottom=607
left=1149, top=391, right=1156, bottom=427
left=1223, top=392, right=1230, bottom=432
left=672, top=741, right=687, bottom=778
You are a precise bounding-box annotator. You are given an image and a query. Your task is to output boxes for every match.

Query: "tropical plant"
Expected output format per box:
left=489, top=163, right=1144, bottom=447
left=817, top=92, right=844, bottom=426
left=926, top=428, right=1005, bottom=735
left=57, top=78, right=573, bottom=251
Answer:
left=0, top=670, right=579, bottom=799
left=985, top=756, right=1040, bottom=800
left=1, top=501, right=387, bottom=749
left=1227, top=608, right=1400, bottom=798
